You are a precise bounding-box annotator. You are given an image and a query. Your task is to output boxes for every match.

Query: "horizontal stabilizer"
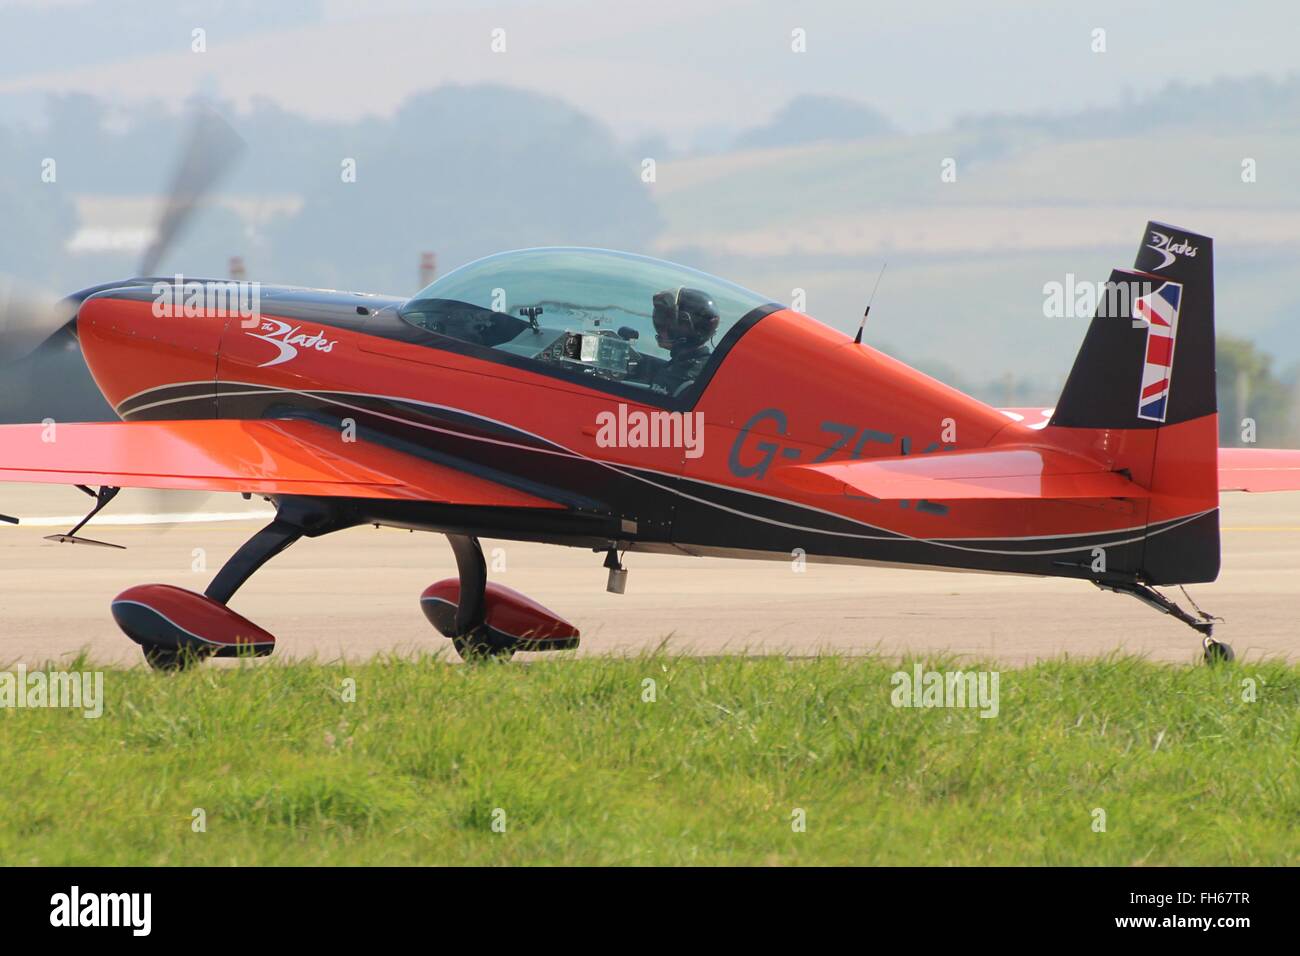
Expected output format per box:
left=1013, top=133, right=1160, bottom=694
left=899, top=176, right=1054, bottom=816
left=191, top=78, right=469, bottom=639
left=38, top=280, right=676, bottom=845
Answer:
left=1218, top=447, right=1300, bottom=492
left=777, top=445, right=1150, bottom=501
left=0, top=419, right=562, bottom=507
left=41, top=533, right=126, bottom=549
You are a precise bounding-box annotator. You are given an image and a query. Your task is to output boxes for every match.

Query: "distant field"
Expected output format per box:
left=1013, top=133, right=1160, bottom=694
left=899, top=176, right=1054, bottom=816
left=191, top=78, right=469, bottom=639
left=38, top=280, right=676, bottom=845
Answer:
left=3, top=653, right=1297, bottom=865
left=650, top=127, right=1300, bottom=377
left=653, top=129, right=1300, bottom=241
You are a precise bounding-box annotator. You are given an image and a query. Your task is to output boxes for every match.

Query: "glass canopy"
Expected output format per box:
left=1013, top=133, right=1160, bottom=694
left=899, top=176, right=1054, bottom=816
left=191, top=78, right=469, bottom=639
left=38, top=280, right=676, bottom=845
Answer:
left=399, top=248, right=773, bottom=401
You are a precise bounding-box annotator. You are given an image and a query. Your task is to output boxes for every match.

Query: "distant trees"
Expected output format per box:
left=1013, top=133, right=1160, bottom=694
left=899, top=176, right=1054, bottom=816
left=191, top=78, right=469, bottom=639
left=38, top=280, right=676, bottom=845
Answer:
left=1216, top=335, right=1294, bottom=447
left=733, top=95, right=896, bottom=151
left=260, top=85, right=662, bottom=293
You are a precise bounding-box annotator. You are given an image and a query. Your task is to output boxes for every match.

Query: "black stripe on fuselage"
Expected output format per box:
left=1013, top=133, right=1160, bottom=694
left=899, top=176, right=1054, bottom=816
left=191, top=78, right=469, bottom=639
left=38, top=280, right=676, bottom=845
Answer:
left=115, top=380, right=1207, bottom=580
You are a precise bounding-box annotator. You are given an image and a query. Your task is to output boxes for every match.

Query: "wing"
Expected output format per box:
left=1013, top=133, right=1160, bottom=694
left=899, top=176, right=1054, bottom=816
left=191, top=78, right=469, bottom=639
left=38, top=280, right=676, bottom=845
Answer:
left=777, top=445, right=1149, bottom=500
left=1217, top=447, right=1300, bottom=493
left=0, top=419, right=561, bottom=507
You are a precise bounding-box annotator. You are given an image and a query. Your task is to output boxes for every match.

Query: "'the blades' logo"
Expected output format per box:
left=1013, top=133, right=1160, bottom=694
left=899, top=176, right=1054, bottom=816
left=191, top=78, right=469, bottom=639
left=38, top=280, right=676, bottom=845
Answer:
left=1132, top=281, right=1183, bottom=422
left=1146, top=230, right=1198, bottom=270
left=247, top=318, right=337, bottom=367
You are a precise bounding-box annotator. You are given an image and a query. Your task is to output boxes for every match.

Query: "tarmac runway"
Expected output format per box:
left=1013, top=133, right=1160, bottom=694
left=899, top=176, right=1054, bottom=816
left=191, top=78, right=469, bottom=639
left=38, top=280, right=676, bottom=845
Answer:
left=2, top=483, right=1298, bottom=667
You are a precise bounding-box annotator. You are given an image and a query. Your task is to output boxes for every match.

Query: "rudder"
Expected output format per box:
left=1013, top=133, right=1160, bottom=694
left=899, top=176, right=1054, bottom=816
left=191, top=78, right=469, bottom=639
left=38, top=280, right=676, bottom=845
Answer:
left=1047, top=221, right=1219, bottom=584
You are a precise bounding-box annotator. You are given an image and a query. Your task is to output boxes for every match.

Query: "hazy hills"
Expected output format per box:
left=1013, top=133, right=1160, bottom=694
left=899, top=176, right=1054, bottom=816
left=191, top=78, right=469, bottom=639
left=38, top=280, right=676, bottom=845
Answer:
left=1, top=75, right=1299, bottom=421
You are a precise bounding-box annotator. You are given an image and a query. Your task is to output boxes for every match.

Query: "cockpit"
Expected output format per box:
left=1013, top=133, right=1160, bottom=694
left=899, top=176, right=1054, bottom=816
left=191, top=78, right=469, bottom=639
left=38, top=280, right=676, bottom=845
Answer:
left=398, top=248, right=774, bottom=405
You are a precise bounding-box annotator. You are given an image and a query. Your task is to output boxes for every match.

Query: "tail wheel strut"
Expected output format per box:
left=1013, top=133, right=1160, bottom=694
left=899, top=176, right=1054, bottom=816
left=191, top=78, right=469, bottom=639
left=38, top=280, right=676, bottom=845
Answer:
left=1094, top=580, right=1232, bottom=664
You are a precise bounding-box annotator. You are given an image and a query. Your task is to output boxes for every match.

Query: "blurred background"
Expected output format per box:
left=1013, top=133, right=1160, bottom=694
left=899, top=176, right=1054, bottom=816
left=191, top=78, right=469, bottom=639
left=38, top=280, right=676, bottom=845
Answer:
left=0, top=0, right=1297, bottom=444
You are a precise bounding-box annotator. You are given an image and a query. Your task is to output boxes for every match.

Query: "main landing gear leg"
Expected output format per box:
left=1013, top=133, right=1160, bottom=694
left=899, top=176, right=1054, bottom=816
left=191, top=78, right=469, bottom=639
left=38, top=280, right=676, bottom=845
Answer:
left=1094, top=580, right=1232, bottom=664
left=112, top=501, right=348, bottom=671
left=443, top=534, right=517, bottom=661
left=204, top=519, right=303, bottom=605
left=419, top=534, right=580, bottom=662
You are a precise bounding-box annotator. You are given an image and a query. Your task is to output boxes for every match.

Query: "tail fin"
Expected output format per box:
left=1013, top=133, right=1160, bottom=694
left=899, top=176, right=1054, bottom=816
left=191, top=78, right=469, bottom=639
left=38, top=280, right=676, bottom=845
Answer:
left=1047, top=222, right=1220, bottom=584
left=1052, top=222, right=1215, bottom=429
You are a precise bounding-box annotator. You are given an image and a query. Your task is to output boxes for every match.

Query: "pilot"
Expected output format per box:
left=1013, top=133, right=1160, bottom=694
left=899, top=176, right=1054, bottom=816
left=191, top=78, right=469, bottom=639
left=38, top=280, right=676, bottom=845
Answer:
left=638, top=287, right=720, bottom=394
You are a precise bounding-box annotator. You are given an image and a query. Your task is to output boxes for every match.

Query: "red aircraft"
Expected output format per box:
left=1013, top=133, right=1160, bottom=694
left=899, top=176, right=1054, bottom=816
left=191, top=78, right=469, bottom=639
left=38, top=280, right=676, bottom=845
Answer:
left=2, top=123, right=1298, bottom=667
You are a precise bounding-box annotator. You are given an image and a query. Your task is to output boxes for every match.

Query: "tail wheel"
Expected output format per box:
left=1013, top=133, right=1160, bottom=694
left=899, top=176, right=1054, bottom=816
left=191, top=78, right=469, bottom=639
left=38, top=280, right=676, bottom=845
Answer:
left=1202, top=637, right=1235, bottom=665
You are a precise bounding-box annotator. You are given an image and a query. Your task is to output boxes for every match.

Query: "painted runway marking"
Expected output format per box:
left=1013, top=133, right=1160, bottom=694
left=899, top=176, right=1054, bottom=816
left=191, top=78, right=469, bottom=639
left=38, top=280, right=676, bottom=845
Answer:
left=0, top=511, right=275, bottom=528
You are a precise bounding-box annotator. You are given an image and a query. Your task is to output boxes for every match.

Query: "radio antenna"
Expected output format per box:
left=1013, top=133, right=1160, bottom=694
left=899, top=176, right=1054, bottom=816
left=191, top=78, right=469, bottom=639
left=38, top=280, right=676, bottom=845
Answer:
left=853, top=261, right=888, bottom=345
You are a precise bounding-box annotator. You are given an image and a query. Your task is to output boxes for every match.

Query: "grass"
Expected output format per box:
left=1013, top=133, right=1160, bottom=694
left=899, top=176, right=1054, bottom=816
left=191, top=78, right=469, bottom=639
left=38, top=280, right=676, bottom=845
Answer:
left=1, top=651, right=1297, bottom=865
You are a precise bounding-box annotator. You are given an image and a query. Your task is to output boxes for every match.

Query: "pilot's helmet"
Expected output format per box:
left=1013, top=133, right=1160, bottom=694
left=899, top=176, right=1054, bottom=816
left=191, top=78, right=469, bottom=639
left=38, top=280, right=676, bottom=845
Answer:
left=652, top=287, right=720, bottom=350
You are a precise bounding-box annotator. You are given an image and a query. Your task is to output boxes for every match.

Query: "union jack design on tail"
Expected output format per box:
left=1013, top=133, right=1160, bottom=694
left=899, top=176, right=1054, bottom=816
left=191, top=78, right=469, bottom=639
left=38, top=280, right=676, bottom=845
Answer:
left=1132, top=281, right=1183, bottom=422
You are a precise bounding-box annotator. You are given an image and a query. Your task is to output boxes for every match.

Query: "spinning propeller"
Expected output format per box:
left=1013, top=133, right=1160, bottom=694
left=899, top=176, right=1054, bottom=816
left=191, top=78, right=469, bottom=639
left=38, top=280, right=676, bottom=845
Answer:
left=1, top=105, right=247, bottom=537
left=0, top=104, right=246, bottom=367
